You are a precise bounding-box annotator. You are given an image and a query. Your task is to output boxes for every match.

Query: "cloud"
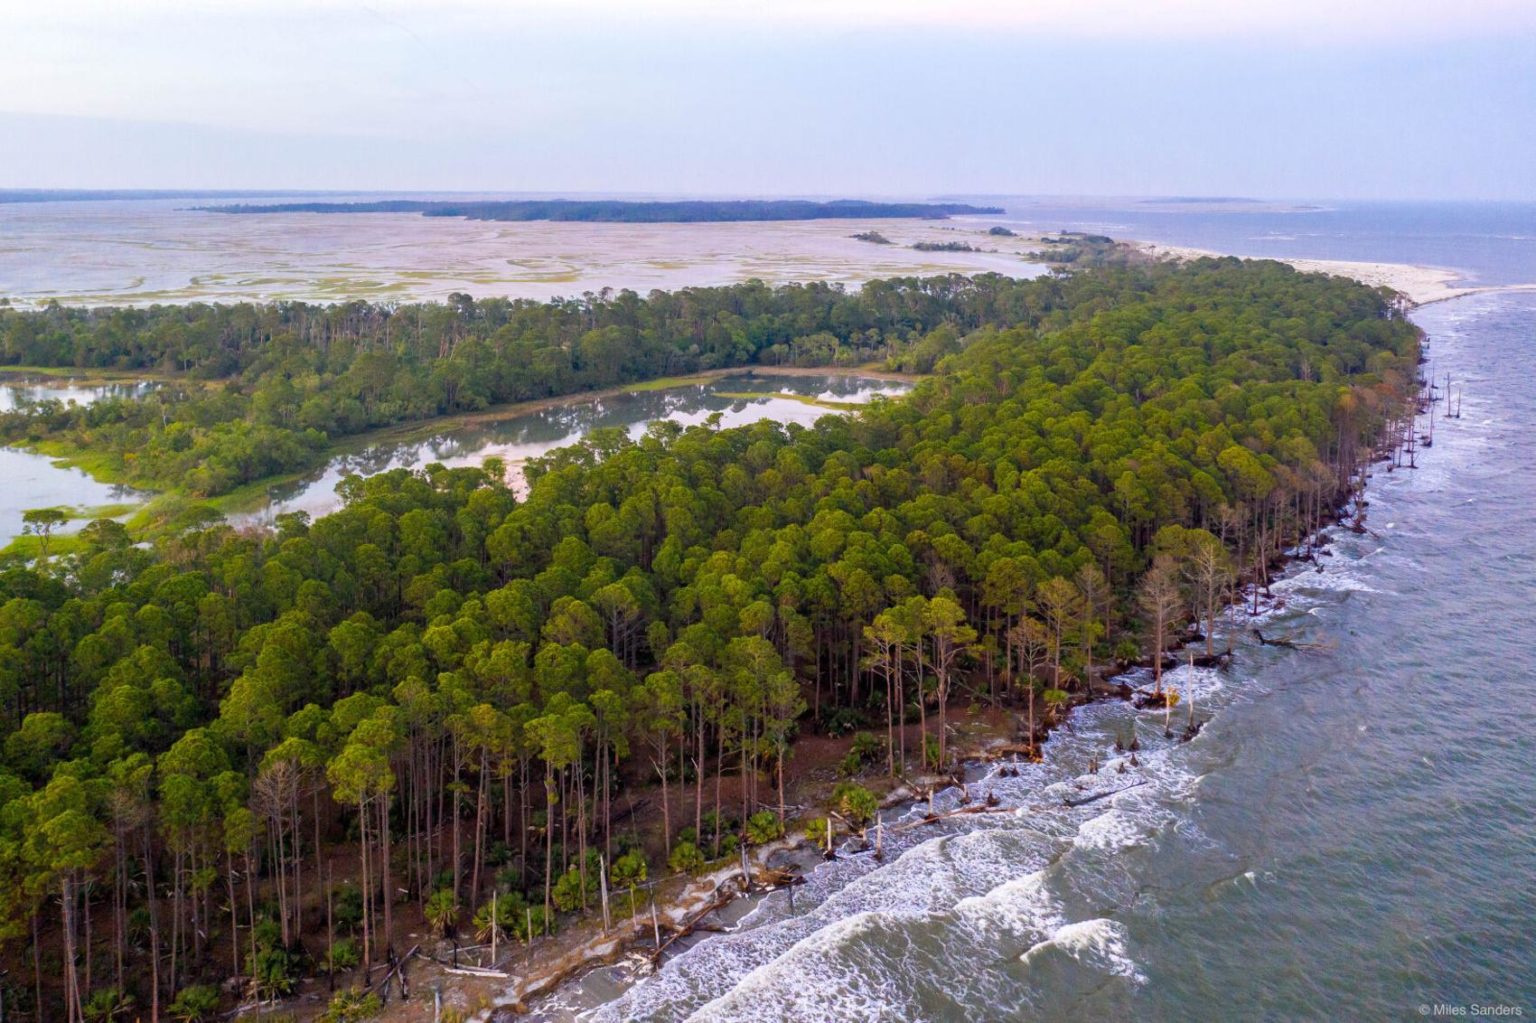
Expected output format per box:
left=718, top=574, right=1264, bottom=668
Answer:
left=14, top=0, right=1536, bottom=40
left=3, top=1, right=1533, bottom=198
left=566, top=0, right=1536, bottom=39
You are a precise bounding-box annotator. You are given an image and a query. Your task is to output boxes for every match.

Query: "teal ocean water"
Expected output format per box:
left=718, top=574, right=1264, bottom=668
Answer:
left=529, top=201, right=1536, bottom=1022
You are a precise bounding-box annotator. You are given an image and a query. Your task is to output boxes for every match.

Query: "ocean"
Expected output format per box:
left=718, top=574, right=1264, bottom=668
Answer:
left=526, top=199, right=1536, bottom=1021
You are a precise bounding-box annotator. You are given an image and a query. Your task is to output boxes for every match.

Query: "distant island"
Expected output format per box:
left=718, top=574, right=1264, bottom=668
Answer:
left=0, top=188, right=313, bottom=204
left=912, top=240, right=979, bottom=252
left=197, top=198, right=1004, bottom=223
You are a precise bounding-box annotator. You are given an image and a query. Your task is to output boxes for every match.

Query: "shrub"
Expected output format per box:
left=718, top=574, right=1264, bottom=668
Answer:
left=83, top=987, right=135, bottom=1023
left=700, top=810, right=736, bottom=840
left=823, top=707, right=868, bottom=737
left=804, top=817, right=832, bottom=849
left=127, top=906, right=152, bottom=945
left=318, top=988, right=383, bottom=1023
left=840, top=731, right=884, bottom=776
left=424, top=887, right=458, bottom=936
left=248, top=945, right=300, bottom=1000
left=744, top=809, right=784, bottom=846
left=610, top=849, right=648, bottom=890
left=510, top=903, right=549, bottom=940
left=168, top=985, right=220, bottom=1023
left=552, top=860, right=600, bottom=913
left=252, top=916, right=283, bottom=951
left=471, top=899, right=500, bottom=943
left=245, top=916, right=303, bottom=999
left=833, top=782, right=879, bottom=830
left=668, top=840, right=705, bottom=874
left=324, top=937, right=360, bottom=974
left=331, top=885, right=363, bottom=934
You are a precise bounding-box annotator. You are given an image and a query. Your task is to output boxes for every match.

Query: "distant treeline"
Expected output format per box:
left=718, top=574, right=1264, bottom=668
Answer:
left=198, top=198, right=1004, bottom=223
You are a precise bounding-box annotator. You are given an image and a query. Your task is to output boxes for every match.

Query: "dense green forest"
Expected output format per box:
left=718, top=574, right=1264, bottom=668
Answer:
left=0, top=259, right=1419, bottom=1022
left=198, top=199, right=1002, bottom=222
left=1, top=275, right=1033, bottom=498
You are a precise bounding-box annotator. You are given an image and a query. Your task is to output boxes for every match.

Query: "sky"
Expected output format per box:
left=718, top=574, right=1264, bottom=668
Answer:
left=3, top=0, right=1535, bottom=200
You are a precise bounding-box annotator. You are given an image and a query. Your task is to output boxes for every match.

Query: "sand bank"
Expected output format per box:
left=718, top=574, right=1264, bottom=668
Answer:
left=1135, top=240, right=1536, bottom=306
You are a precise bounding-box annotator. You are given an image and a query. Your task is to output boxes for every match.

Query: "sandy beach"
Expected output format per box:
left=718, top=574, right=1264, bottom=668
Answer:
left=1135, top=239, right=1536, bottom=306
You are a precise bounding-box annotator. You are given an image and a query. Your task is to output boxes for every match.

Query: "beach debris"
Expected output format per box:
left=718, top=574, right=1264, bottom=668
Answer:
left=1063, top=781, right=1147, bottom=807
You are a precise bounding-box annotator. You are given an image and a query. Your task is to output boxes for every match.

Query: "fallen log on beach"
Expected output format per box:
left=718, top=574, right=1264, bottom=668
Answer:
left=893, top=802, right=1013, bottom=834
left=649, top=887, right=740, bottom=963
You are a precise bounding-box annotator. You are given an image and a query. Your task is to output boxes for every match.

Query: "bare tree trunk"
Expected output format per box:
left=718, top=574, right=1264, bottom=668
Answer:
left=32, top=913, right=43, bottom=1023
left=542, top=767, right=555, bottom=934
left=61, top=875, right=82, bottom=1023
left=359, top=796, right=372, bottom=981
left=470, top=753, right=487, bottom=903
left=379, top=792, right=393, bottom=960
left=144, top=834, right=160, bottom=1023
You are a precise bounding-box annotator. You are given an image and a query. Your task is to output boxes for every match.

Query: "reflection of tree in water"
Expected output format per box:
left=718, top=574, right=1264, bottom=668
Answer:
left=259, top=375, right=909, bottom=515
left=0, top=378, right=159, bottom=412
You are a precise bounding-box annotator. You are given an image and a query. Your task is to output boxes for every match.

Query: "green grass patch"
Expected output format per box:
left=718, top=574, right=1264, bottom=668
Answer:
left=26, top=441, right=134, bottom=485
left=71, top=502, right=139, bottom=520
left=0, top=365, right=188, bottom=384
left=0, top=533, right=90, bottom=561
left=715, top=391, right=862, bottom=411
left=615, top=373, right=717, bottom=393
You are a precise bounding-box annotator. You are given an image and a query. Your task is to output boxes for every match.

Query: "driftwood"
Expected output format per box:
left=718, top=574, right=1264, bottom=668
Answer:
left=648, top=887, right=739, bottom=963
left=422, top=943, right=511, bottom=978
left=436, top=962, right=511, bottom=978
left=367, top=944, right=422, bottom=1000
left=989, top=742, right=1042, bottom=762
left=892, top=802, right=1012, bottom=834
left=1063, top=781, right=1147, bottom=807
left=758, top=866, right=804, bottom=888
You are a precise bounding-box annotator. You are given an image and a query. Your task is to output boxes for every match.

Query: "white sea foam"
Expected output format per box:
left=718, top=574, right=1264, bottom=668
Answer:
left=951, top=868, right=1066, bottom=938
left=1020, top=918, right=1145, bottom=983
left=563, top=535, right=1378, bottom=1022
left=1073, top=808, right=1146, bottom=851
